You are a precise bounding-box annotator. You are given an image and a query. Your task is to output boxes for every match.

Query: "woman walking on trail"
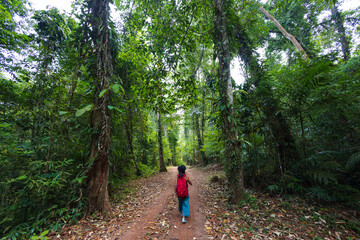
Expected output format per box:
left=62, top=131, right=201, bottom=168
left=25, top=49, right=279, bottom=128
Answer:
left=175, top=165, right=192, bottom=223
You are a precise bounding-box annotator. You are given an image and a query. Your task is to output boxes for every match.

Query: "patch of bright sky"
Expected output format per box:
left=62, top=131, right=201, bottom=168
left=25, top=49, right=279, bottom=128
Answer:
left=30, top=0, right=360, bottom=86
left=29, top=0, right=74, bottom=13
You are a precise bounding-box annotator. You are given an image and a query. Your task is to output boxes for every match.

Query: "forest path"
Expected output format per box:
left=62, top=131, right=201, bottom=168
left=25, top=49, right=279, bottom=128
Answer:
left=52, top=167, right=209, bottom=240
left=50, top=166, right=360, bottom=239
left=117, top=166, right=209, bottom=240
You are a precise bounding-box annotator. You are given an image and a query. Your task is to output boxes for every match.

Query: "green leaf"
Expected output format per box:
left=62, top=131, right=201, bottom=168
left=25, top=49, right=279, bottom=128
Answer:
left=244, top=140, right=253, bottom=147
left=108, top=105, right=123, bottom=113
left=115, top=0, right=121, bottom=8
left=346, top=152, right=360, bottom=172
left=0, top=6, right=12, bottom=20
left=40, top=230, right=49, bottom=236
left=59, top=111, right=68, bottom=115
left=111, top=84, right=120, bottom=93
left=17, top=175, right=27, bottom=180
left=99, top=89, right=108, bottom=98
left=112, top=83, right=124, bottom=94
left=119, top=85, right=125, bottom=93
left=75, top=104, right=94, bottom=117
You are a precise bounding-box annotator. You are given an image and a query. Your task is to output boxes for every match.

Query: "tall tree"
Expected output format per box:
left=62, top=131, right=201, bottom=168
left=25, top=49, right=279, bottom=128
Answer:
left=331, top=4, right=350, bottom=61
left=158, top=111, right=167, bottom=172
left=86, top=0, right=113, bottom=214
left=195, top=107, right=206, bottom=165
left=124, top=103, right=141, bottom=176
left=214, top=0, right=245, bottom=202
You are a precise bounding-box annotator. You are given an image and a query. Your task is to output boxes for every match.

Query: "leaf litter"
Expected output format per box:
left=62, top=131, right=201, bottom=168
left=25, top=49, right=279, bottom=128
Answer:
left=202, top=167, right=360, bottom=240
left=49, top=167, right=359, bottom=239
left=49, top=171, right=170, bottom=239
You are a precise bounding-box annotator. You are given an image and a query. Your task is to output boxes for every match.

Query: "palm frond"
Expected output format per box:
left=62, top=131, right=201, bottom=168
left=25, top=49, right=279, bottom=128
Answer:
left=302, top=60, right=332, bottom=90
left=308, top=186, right=335, bottom=201
left=346, top=152, right=360, bottom=172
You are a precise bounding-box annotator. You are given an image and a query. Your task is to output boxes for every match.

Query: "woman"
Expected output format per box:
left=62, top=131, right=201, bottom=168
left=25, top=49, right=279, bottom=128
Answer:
left=175, top=165, right=192, bottom=223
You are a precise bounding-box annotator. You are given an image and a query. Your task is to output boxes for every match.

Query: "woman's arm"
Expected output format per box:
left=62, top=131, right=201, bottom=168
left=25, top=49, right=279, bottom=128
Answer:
left=175, top=178, right=177, bottom=192
left=185, top=175, right=192, bottom=185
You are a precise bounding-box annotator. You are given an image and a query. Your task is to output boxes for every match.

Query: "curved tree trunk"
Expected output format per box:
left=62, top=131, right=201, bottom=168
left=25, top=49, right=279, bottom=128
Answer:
left=87, top=0, right=113, bottom=215
left=214, top=0, right=245, bottom=203
left=260, top=6, right=308, bottom=61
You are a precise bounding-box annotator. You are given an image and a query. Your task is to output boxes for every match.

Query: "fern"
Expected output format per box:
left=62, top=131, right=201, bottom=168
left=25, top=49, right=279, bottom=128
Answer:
left=268, top=184, right=279, bottom=192
left=343, top=144, right=360, bottom=153
left=286, top=176, right=306, bottom=193
left=346, top=152, right=360, bottom=172
left=302, top=60, right=332, bottom=90
left=303, top=152, right=342, bottom=185
left=332, top=184, right=360, bottom=204
left=308, top=186, right=335, bottom=201
left=306, top=169, right=338, bottom=185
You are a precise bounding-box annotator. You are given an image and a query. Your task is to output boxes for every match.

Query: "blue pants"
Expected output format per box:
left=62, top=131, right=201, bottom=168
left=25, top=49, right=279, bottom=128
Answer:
left=178, top=196, right=190, bottom=217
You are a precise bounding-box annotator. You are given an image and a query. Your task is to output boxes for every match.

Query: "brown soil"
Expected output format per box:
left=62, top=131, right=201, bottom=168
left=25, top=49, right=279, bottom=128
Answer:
left=49, top=166, right=360, bottom=239
left=52, top=167, right=209, bottom=240
left=118, top=166, right=209, bottom=240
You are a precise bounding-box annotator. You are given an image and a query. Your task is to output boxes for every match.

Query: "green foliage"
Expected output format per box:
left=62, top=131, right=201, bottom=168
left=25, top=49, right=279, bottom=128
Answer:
left=346, top=152, right=360, bottom=172
left=0, top=0, right=30, bottom=68
left=1, top=0, right=360, bottom=237
left=29, top=230, right=49, bottom=240
left=302, top=151, right=342, bottom=185
left=202, top=127, right=224, bottom=163
left=0, top=153, right=85, bottom=238
left=238, top=191, right=260, bottom=209
left=75, top=104, right=94, bottom=117
left=267, top=176, right=306, bottom=194
left=263, top=0, right=319, bottom=62
left=256, top=56, right=360, bottom=205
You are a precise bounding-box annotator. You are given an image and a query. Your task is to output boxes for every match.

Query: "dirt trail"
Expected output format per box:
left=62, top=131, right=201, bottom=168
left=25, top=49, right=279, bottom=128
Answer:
left=53, top=166, right=360, bottom=240
left=118, top=167, right=209, bottom=240
left=50, top=167, right=209, bottom=240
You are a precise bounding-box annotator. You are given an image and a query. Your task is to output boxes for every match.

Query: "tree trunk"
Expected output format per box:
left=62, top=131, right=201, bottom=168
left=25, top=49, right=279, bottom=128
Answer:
left=331, top=5, right=350, bottom=62
left=183, top=119, right=189, bottom=164
left=157, top=111, right=167, bottom=172
left=214, top=0, right=245, bottom=203
left=195, top=108, right=207, bottom=166
left=46, top=77, right=62, bottom=162
left=192, top=121, right=196, bottom=165
left=124, top=113, right=141, bottom=176
left=236, top=28, right=301, bottom=175
left=86, top=0, right=113, bottom=215
left=201, top=87, right=206, bottom=142
left=299, top=109, right=306, bottom=157
left=260, top=6, right=308, bottom=61
left=201, top=87, right=208, bottom=165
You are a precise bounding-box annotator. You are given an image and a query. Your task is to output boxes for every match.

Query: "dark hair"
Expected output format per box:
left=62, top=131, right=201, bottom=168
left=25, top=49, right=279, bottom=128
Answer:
left=178, top=165, right=186, bottom=178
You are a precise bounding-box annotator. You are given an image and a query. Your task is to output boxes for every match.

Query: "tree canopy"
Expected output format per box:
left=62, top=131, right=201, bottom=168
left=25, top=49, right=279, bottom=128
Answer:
left=0, top=0, right=359, bottom=238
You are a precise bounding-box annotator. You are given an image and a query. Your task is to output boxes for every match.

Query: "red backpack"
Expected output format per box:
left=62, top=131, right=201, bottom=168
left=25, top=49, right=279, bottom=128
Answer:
left=176, top=174, right=188, bottom=198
